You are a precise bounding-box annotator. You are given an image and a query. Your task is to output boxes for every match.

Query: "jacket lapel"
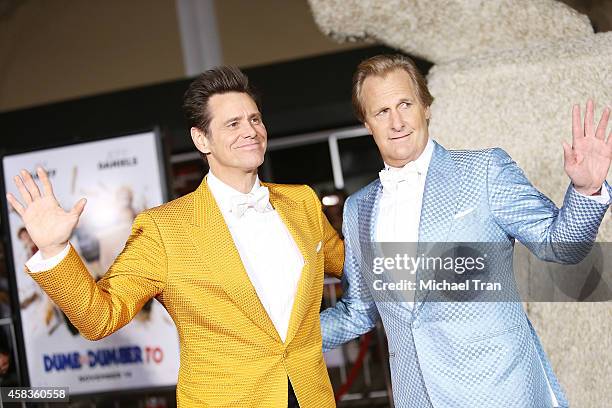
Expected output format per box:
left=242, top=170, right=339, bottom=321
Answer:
left=358, top=181, right=382, bottom=244
left=186, top=178, right=280, bottom=342
left=418, top=142, right=460, bottom=243
left=414, top=142, right=461, bottom=309
left=267, top=185, right=315, bottom=345
left=356, top=182, right=382, bottom=302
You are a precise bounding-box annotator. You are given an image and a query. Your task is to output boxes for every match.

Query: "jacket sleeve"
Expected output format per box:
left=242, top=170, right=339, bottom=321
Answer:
left=487, top=148, right=610, bottom=263
left=27, top=211, right=168, bottom=340
left=320, top=196, right=379, bottom=352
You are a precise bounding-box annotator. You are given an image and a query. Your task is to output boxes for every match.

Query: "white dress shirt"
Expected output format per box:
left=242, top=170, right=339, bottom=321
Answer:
left=206, top=171, right=304, bottom=342
left=376, top=138, right=435, bottom=307
left=27, top=171, right=305, bottom=343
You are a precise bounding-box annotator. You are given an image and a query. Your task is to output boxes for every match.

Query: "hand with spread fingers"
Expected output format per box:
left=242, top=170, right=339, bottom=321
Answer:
left=563, top=99, right=612, bottom=196
left=5, top=168, right=86, bottom=259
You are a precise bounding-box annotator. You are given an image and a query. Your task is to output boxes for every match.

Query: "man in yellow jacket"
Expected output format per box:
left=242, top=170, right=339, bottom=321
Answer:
left=6, top=66, right=344, bottom=407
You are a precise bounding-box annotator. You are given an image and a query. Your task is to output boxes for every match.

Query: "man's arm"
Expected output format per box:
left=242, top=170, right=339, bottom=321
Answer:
left=489, top=101, right=611, bottom=263
left=7, top=168, right=166, bottom=340
left=320, top=196, right=379, bottom=352
left=27, top=212, right=167, bottom=340
left=488, top=151, right=610, bottom=264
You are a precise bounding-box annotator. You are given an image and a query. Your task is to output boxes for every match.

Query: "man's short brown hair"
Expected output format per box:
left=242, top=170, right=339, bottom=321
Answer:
left=352, top=54, right=434, bottom=123
left=183, top=66, right=259, bottom=135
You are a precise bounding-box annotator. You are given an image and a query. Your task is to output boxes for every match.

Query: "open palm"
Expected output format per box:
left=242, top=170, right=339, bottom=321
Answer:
left=6, top=168, right=86, bottom=257
left=563, top=100, right=612, bottom=196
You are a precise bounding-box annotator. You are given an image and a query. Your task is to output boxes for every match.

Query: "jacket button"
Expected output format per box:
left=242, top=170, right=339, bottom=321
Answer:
left=413, top=320, right=420, bottom=329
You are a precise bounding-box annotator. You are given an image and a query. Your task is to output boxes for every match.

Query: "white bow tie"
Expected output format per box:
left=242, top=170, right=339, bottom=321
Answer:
left=379, top=164, right=420, bottom=192
left=230, top=186, right=270, bottom=218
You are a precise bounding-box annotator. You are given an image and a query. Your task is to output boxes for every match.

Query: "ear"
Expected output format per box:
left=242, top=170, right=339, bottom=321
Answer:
left=191, top=127, right=211, bottom=155
left=425, top=105, right=431, bottom=121
left=364, top=121, right=373, bottom=135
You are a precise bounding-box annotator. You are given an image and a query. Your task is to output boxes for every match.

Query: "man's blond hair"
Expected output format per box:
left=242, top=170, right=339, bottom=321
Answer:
left=352, top=54, right=434, bottom=122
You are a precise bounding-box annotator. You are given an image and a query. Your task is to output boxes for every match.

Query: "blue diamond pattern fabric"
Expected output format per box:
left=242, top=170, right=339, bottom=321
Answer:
left=321, top=141, right=611, bottom=408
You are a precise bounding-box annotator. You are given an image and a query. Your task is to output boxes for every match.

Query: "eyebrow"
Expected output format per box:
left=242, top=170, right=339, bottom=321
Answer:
left=223, top=112, right=262, bottom=125
left=372, top=98, right=414, bottom=113
left=370, top=104, right=387, bottom=114
left=223, top=116, right=242, bottom=126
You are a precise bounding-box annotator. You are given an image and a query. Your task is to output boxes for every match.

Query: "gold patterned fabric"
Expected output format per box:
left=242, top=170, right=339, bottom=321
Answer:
left=28, top=179, right=344, bottom=407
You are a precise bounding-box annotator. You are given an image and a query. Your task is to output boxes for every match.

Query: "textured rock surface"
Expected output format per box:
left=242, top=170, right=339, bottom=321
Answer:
left=427, top=32, right=612, bottom=202
left=308, top=0, right=611, bottom=406
left=307, top=0, right=593, bottom=64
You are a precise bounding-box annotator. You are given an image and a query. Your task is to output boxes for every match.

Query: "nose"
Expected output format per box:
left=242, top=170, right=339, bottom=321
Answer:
left=244, top=123, right=257, bottom=139
left=390, top=110, right=404, bottom=132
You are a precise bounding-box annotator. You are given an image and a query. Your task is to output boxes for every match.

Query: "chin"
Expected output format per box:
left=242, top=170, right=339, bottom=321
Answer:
left=385, top=151, right=415, bottom=164
left=241, top=156, right=264, bottom=170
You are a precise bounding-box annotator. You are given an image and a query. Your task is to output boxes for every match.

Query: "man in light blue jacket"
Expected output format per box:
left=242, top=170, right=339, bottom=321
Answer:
left=321, top=54, right=611, bottom=408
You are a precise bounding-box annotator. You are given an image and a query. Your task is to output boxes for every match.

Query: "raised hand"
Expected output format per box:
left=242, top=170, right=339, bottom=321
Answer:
left=6, top=168, right=86, bottom=259
left=563, top=100, right=612, bottom=196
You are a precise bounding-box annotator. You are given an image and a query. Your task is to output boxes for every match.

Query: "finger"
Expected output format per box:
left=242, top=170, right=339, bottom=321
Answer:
left=594, top=106, right=610, bottom=141
left=37, top=167, right=55, bottom=198
left=14, top=175, right=32, bottom=204
left=70, top=198, right=87, bottom=217
left=5, top=193, right=25, bottom=217
left=572, top=104, right=582, bottom=145
left=584, top=99, right=594, bottom=138
left=20, top=169, right=41, bottom=200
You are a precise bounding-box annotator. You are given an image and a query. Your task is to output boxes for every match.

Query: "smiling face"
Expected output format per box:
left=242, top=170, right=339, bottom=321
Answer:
left=361, top=69, right=431, bottom=168
left=192, top=92, right=267, bottom=176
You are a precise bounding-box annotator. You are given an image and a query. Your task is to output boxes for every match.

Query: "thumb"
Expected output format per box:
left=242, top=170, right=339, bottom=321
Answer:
left=70, top=198, right=87, bottom=217
left=562, top=141, right=574, bottom=166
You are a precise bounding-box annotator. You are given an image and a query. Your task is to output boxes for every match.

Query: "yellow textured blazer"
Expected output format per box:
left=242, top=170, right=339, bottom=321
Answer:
left=28, top=179, right=344, bottom=407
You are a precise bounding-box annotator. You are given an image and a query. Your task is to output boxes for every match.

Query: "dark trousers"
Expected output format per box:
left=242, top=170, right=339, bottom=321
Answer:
left=288, top=378, right=300, bottom=408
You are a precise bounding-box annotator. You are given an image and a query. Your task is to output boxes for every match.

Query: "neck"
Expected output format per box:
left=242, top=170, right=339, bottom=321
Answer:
left=386, top=160, right=411, bottom=169
left=209, top=166, right=258, bottom=193
left=386, top=155, right=418, bottom=169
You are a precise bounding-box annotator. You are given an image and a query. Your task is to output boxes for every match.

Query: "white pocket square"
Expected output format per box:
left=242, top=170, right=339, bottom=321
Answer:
left=316, top=241, right=322, bottom=252
left=453, top=207, right=476, bottom=220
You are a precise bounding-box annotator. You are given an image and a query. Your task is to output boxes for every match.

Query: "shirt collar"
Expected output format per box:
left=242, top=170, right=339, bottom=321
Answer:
left=206, top=170, right=261, bottom=213
left=384, top=137, right=435, bottom=176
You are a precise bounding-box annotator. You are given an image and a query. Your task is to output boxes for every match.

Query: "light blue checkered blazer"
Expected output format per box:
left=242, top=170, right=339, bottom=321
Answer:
left=321, top=142, right=611, bottom=408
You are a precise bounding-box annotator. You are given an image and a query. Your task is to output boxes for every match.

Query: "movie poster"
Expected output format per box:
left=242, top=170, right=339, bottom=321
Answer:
left=1, top=132, right=180, bottom=395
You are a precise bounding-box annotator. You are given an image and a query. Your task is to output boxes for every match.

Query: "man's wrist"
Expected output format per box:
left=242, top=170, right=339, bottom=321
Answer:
left=574, top=185, right=602, bottom=196
left=40, top=244, right=68, bottom=260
